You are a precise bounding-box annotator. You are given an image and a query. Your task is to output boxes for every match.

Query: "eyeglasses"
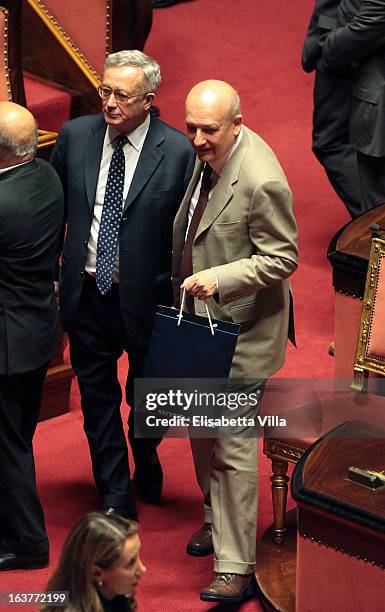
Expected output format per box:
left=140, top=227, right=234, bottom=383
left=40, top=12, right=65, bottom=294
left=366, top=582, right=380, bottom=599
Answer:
left=97, top=85, right=147, bottom=105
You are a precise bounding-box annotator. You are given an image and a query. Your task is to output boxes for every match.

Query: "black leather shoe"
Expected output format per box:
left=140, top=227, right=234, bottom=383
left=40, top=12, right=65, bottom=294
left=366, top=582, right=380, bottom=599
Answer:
left=186, top=523, right=213, bottom=556
left=0, top=551, right=49, bottom=571
left=133, top=452, right=163, bottom=504
left=200, top=573, right=256, bottom=603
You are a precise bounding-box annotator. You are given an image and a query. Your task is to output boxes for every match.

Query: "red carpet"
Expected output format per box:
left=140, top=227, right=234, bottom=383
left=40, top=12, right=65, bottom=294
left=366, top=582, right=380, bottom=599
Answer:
left=2, top=1, right=350, bottom=610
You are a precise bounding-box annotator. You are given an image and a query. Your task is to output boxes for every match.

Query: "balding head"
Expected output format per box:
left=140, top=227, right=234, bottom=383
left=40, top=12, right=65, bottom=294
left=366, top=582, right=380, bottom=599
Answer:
left=0, top=102, right=38, bottom=168
left=185, top=80, right=242, bottom=163
left=186, top=80, right=240, bottom=120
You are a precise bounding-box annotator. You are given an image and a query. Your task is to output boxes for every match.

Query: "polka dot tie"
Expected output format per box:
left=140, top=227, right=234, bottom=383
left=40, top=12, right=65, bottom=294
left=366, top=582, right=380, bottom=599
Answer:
left=96, top=134, right=127, bottom=295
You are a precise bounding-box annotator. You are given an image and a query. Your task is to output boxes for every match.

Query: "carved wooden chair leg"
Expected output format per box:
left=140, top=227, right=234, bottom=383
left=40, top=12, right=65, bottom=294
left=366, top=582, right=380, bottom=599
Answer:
left=270, top=458, right=290, bottom=544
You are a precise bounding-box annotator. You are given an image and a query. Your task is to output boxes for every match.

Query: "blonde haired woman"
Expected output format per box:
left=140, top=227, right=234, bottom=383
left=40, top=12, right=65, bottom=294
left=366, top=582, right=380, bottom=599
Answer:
left=41, top=512, right=146, bottom=611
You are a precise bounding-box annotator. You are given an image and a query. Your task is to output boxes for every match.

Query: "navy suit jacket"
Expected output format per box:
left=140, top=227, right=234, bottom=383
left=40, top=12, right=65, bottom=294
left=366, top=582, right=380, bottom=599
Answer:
left=51, top=114, right=194, bottom=347
left=0, top=159, right=64, bottom=375
left=302, top=0, right=341, bottom=73
left=322, top=0, right=385, bottom=156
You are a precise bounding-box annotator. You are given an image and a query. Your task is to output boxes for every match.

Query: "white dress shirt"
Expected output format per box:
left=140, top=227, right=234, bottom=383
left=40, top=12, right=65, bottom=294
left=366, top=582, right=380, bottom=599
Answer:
left=186, top=128, right=243, bottom=235
left=85, top=114, right=150, bottom=281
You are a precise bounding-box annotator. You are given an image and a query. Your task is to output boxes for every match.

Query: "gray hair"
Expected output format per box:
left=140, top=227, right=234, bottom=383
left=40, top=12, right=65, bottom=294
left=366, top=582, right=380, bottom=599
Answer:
left=105, top=50, right=161, bottom=93
left=0, top=122, right=38, bottom=161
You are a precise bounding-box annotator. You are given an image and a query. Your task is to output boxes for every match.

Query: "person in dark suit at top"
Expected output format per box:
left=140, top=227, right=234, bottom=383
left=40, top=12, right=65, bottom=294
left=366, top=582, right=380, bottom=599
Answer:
left=152, top=0, right=193, bottom=8
left=128, top=0, right=152, bottom=52
left=51, top=50, right=194, bottom=520
left=302, top=0, right=362, bottom=218
left=322, top=0, right=385, bottom=212
left=0, top=101, right=64, bottom=570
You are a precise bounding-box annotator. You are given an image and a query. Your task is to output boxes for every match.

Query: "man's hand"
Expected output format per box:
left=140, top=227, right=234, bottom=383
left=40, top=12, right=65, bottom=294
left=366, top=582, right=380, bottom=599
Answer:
left=181, top=269, right=217, bottom=300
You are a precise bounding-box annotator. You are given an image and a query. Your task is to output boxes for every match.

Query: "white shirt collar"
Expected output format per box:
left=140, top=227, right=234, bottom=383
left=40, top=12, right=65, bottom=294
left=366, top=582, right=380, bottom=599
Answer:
left=0, top=159, right=32, bottom=174
left=210, top=127, right=243, bottom=176
left=106, top=114, right=150, bottom=152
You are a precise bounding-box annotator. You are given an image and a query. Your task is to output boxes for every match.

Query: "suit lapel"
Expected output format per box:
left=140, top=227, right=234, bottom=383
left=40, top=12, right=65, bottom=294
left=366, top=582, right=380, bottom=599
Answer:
left=122, top=118, right=165, bottom=212
left=85, top=117, right=106, bottom=210
left=195, top=129, right=249, bottom=240
left=173, top=159, right=202, bottom=258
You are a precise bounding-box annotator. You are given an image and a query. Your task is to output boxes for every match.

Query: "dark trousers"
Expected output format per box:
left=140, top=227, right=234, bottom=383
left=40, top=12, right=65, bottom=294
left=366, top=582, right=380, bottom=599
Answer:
left=312, top=64, right=362, bottom=218
left=68, top=274, right=160, bottom=517
left=357, top=152, right=385, bottom=212
left=0, top=364, right=49, bottom=555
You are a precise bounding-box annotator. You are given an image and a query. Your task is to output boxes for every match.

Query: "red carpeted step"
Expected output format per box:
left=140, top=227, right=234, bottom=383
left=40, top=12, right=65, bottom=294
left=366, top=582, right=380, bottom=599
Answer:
left=24, top=75, right=72, bottom=133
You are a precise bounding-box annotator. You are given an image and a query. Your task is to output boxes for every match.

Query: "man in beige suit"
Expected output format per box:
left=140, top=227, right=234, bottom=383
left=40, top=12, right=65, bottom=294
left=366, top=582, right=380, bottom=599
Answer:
left=172, top=80, right=298, bottom=603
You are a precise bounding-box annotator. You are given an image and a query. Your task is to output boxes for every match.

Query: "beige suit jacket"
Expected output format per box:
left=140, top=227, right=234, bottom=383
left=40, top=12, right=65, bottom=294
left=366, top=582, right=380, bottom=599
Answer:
left=172, top=126, right=298, bottom=379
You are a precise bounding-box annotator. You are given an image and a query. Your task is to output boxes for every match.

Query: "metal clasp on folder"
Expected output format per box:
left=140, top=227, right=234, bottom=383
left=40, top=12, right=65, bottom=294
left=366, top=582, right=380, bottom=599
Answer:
left=177, top=288, right=215, bottom=336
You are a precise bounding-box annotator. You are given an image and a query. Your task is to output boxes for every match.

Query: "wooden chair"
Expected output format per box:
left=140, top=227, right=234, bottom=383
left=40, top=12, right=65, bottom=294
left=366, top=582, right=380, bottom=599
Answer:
left=264, top=229, right=385, bottom=545
left=21, top=0, right=153, bottom=118
left=263, top=435, right=312, bottom=544
left=0, top=0, right=59, bottom=155
left=353, top=235, right=385, bottom=391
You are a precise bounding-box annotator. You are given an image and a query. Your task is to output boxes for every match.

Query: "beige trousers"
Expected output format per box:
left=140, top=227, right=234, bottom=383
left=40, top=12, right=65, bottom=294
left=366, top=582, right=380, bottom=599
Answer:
left=189, top=381, right=264, bottom=574
left=190, top=435, right=259, bottom=574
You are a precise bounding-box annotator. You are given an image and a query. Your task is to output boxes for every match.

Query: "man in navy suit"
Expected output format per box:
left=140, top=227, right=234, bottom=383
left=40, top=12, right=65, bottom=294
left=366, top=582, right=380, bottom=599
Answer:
left=0, top=102, right=64, bottom=570
left=51, top=50, right=194, bottom=519
left=322, top=0, right=385, bottom=212
left=302, top=0, right=362, bottom=218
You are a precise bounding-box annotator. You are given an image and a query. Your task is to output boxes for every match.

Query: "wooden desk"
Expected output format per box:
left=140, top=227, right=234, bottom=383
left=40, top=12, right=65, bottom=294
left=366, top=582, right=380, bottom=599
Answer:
left=293, top=420, right=385, bottom=612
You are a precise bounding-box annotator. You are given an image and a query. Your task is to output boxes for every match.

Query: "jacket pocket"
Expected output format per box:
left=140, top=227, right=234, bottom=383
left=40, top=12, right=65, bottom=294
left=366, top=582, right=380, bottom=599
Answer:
left=213, top=221, right=241, bottom=234
left=352, top=85, right=379, bottom=104
left=229, top=286, right=284, bottom=323
left=229, top=300, right=281, bottom=323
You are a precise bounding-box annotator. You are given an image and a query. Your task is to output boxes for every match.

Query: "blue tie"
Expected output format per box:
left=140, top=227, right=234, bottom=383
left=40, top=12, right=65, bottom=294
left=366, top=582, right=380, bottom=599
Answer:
left=96, top=134, right=127, bottom=295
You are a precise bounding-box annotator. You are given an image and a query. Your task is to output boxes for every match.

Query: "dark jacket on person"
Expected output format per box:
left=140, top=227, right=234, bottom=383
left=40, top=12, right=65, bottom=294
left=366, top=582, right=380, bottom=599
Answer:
left=323, top=0, right=385, bottom=156
left=0, top=158, right=64, bottom=375
left=101, top=594, right=136, bottom=611
left=302, top=0, right=342, bottom=72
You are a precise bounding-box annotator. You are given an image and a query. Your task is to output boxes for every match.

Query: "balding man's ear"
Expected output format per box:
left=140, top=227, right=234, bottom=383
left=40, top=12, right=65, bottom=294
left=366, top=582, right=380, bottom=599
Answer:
left=234, top=114, right=242, bottom=133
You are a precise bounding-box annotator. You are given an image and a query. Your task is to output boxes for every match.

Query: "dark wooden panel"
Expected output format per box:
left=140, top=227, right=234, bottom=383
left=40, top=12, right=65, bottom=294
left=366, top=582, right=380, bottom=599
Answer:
left=1, top=0, right=25, bottom=103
